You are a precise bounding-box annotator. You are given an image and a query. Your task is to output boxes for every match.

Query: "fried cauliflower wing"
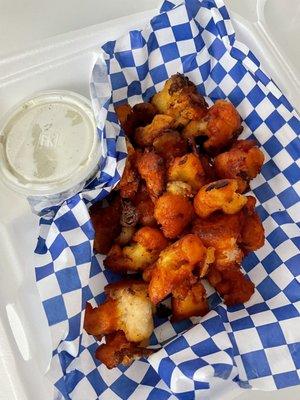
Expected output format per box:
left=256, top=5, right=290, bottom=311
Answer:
left=90, top=194, right=122, bottom=255
left=172, top=282, right=209, bottom=321
left=95, top=330, right=153, bottom=369
left=183, top=100, right=242, bottom=154
left=192, top=213, right=243, bottom=270
left=84, top=280, right=154, bottom=342
left=147, top=234, right=206, bottom=304
left=153, top=129, right=188, bottom=164
left=136, top=151, right=166, bottom=200
left=240, top=196, right=265, bottom=252
left=151, top=73, right=208, bottom=128
left=135, top=114, right=174, bottom=147
left=193, top=179, right=247, bottom=218
left=214, top=140, right=265, bottom=192
left=207, top=264, right=254, bottom=306
left=168, top=153, right=206, bottom=192
left=115, top=102, right=157, bottom=137
left=104, top=227, right=168, bottom=272
left=118, top=139, right=139, bottom=199
left=154, top=192, right=194, bottom=238
left=132, top=184, right=156, bottom=226
left=166, top=181, right=193, bottom=198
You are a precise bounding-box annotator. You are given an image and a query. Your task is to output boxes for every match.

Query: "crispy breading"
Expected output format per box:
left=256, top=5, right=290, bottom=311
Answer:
left=147, top=234, right=206, bottom=304
left=166, top=181, right=193, bottom=197
left=172, top=282, right=209, bottom=321
left=153, top=129, right=188, bottom=164
left=136, top=151, right=166, bottom=200
left=154, top=192, right=194, bottom=238
left=115, top=103, right=157, bottom=137
left=214, top=140, right=265, bottom=192
left=84, top=281, right=154, bottom=342
left=207, top=264, right=254, bottom=306
left=118, top=138, right=139, bottom=199
left=183, top=100, right=242, bottom=154
left=115, top=226, right=135, bottom=245
left=192, top=212, right=243, bottom=269
left=95, top=331, right=153, bottom=369
left=132, top=184, right=156, bottom=226
left=90, top=194, right=122, bottom=255
left=151, top=73, right=208, bottom=128
left=168, top=153, right=206, bottom=192
left=135, top=114, right=174, bottom=147
left=104, top=227, right=168, bottom=272
left=240, top=196, right=265, bottom=252
left=193, top=179, right=247, bottom=218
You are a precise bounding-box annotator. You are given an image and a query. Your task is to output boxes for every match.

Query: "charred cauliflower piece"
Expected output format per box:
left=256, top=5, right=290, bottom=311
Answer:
left=154, top=192, right=194, bottom=239
left=214, top=140, right=264, bottom=192
left=168, top=153, right=206, bottom=192
left=193, top=179, right=247, bottom=218
left=95, top=330, right=153, bottom=369
left=151, top=73, right=208, bottom=128
left=153, top=129, right=188, bottom=164
left=147, top=234, right=206, bottom=304
left=115, top=102, right=157, bottom=137
left=171, top=282, right=209, bottom=321
left=84, top=281, right=154, bottom=342
left=135, top=114, right=174, bottom=147
left=104, top=227, right=168, bottom=272
left=183, top=100, right=242, bottom=154
left=136, top=151, right=166, bottom=200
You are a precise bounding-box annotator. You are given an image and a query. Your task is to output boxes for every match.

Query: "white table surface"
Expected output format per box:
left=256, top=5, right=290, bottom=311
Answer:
left=0, top=1, right=299, bottom=400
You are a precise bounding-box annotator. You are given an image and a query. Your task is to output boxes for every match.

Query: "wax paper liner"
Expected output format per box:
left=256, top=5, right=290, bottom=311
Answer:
left=34, top=0, right=300, bottom=399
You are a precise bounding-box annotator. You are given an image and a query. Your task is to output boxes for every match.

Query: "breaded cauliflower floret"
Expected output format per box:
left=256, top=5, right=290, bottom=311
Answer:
left=168, top=153, right=206, bottom=192
left=240, top=196, right=265, bottom=252
left=104, top=227, right=168, bottom=272
left=154, top=192, right=194, bottom=238
left=151, top=73, right=208, bottom=128
left=118, top=138, right=139, bottom=199
left=193, top=179, right=247, bottom=218
left=132, top=184, right=156, bottom=227
left=135, top=114, right=174, bottom=147
left=84, top=280, right=154, bottom=343
left=153, top=129, right=188, bottom=164
left=136, top=151, right=166, bottom=200
left=214, top=140, right=265, bottom=192
left=183, top=100, right=242, bottom=154
left=171, top=282, right=208, bottom=321
left=207, top=264, right=254, bottom=306
left=166, top=181, right=193, bottom=198
left=147, top=234, right=206, bottom=304
left=95, top=330, right=153, bottom=369
left=115, top=102, right=157, bottom=137
left=90, top=194, right=122, bottom=255
left=192, top=213, right=243, bottom=270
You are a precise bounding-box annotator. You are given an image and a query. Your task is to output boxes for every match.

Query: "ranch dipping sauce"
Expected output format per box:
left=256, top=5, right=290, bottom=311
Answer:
left=0, top=91, right=100, bottom=212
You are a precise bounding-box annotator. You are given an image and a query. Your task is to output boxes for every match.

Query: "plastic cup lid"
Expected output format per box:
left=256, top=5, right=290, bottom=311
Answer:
left=0, top=90, right=100, bottom=197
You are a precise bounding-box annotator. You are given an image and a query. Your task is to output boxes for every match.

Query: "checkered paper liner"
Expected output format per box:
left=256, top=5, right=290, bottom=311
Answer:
left=34, top=0, right=300, bottom=399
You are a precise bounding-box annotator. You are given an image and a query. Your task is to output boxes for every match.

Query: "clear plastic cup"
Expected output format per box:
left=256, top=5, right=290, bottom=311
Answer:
left=0, top=90, right=101, bottom=213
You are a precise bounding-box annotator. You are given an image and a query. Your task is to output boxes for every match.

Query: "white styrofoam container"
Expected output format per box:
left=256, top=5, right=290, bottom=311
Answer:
left=0, top=1, right=299, bottom=400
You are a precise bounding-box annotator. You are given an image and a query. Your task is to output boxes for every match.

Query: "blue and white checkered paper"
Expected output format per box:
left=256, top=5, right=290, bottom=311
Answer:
left=35, top=0, right=300, bottom=399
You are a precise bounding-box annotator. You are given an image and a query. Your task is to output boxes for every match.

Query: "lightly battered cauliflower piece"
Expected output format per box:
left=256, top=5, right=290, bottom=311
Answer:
left=147, top=234, right=206, bottom=304
left=168, top=153, right=206, bottom=192
left=151, top=73, right=208, bottom=128
left=135, top=114, right=174, bottom=147
left=171, top=282, right=209, bottom=321
left=104, top=227, right=168, bottom=273
left=154, top=192, right=194, bottom=238
left=193, top=179, right=247, bottom=218
left=136, top=150, right=166, bottom=200
left=214, top=139, right=265, bottom=192
left=84, top=280, right=154, bottom=342
left=183, top=99, right=242, bottom=154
